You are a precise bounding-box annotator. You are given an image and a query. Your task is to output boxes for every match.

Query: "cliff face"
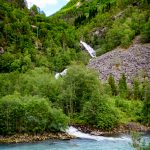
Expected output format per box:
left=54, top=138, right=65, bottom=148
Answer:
left=88, top=43, right=150, bottom=83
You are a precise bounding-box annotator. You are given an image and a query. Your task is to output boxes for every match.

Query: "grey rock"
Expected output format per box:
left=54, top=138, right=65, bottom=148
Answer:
left=0, top=47, right=4, bottom=54
left=88, top=44, right=150, bottom=83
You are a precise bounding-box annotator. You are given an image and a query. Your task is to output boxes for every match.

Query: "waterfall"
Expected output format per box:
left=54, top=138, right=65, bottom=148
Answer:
left=80, top=41, right=96, bottom=58
left=66, top=126, right=131, bottom=141
left=55, top=69, right=68, bottom=79
left=55, top=73, right=60, bottom=79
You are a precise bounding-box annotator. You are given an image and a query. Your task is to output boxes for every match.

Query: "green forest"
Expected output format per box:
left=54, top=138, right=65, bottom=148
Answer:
left=0, top=0, right=150, bottom=136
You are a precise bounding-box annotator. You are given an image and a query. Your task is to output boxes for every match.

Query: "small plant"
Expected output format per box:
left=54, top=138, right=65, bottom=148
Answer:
left=131, top=132, right=150, bottom=150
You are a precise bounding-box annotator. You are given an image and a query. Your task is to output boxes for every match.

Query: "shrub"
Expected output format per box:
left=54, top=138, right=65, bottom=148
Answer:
left=141, top=18, right=150, bottom=43
left=83, top=94, right=120, bottom=130
left=0, top=94, right=68, bottom=135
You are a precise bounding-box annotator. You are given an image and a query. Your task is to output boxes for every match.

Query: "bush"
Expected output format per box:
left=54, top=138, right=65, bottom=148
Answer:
left=115, top=97, right=143, bottom=123
left=82, top=94, right=120, bottom=130
left=141, top=18, right=150, bottom=43
left=96, top=108, right=119, bottom=130
left=0, top=94, right=25, bottom=135
left=47, top=108, right=69, bottom=132
left=131, top=132, right=150, bottom=150
left=0, top=94, right=68, bottom=135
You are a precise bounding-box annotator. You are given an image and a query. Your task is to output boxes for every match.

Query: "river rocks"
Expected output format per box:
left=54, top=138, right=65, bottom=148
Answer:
left=126, top=122, right=149, bottom=132
left=90, top=131, right=104, bottom=136
left=88, top=43, right=150, bottom=83
left=74, top=124, right=150, bottom=137
left=0, top=132, right=74, bottom=144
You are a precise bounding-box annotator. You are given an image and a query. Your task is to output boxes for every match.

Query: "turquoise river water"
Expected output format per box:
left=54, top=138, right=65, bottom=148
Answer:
left=0, top=126, right=149, bottom=150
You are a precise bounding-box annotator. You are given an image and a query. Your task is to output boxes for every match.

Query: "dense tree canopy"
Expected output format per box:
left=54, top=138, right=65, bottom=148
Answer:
left=0, top=0, right=149, bottom=135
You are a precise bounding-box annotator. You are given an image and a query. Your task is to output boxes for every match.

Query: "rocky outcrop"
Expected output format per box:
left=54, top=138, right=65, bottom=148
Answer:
left=76, top=2, right=81, bottom=8
left=0, top=47, right=4, bottom=54
left=112, top=11, right=124, bottom=20
left=92, top=27, right=107, bottom=38
left=88, top=43, right=150, bottom=83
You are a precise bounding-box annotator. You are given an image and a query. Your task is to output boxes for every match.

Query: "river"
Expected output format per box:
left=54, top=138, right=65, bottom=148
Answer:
left=0, top=126, right=149, bottom=150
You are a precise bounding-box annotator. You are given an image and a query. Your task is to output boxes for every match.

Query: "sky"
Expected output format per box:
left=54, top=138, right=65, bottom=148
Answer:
left=26, top=0, right=70, bottom=16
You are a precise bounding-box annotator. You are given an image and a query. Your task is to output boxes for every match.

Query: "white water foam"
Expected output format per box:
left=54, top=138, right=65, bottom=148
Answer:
left=66, top=126, right=131, bottom=141
left=80, top=41, right=96, bottom=58
left=55, top=69, right=68, bottom=79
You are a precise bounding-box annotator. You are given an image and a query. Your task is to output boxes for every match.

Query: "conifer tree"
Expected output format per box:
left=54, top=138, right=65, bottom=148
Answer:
left=142, top=84, right=150, bottom=125
left=118, top=73, right=128, bottom=97
left=133, top=79, right=140, bottom=100
left=108, top=74, right=118, bottom=96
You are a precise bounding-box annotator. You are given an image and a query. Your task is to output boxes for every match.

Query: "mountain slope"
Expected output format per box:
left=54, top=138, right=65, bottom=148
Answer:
left=88, top=42, right=150, bottom=82
left=0, top=0, right=150, bottom=136
left=56, top=0, right=150, bottom=56
left=0, top=0, right=87, bottom=73
left=0, top=0, right=150, bottom=73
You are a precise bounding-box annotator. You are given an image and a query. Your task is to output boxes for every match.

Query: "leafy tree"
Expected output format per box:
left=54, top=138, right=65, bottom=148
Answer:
left=83, top=94, right=120, bottom=130
left=0, top=94, right=68, bottom=135
left=58, top=65, right=102, bottom=116
left=30, top=5, right=40, bottom=15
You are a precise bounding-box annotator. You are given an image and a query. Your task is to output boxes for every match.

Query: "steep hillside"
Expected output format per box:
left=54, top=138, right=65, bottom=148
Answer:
left=0, top=0, right=150, bottom=137
left=0, top=0, right=150, bottom=73
left=0, top=0, right=87, bottom=73
left=54, top=0, right=150, bottom=82
left=56, top=0, right=150, bottom=56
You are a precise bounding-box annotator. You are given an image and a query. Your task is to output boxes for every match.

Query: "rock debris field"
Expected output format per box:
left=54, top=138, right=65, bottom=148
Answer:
left=88, top=44, right=150, bottom=83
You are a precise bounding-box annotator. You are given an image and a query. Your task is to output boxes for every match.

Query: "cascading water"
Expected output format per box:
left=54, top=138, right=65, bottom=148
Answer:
left=1, top=126, right=149, bottom=150
left=55, top=69, right=68, bottom=79
left=80, top=41, right=96, bottom=58
left=66, top=126, right=131, bottom=141
left=55, top=41, right=95, bottom=79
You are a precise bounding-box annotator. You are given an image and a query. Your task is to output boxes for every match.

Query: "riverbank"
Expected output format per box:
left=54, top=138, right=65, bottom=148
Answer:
left=0, top=123, right=149, bottom=144
left=74, top=122, right=150, bottom=136
left=0, top=132, right=74, bottom=144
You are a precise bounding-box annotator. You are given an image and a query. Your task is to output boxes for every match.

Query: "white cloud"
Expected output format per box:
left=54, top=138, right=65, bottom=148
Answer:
left=27, top=0, right=58, bottom=8
left=26, top=0, right=70, bottom=16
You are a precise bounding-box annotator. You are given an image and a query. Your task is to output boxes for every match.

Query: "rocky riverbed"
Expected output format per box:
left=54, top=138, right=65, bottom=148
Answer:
left=0, top=123, right=149, bottom=144
left=73, top=122, right=150, bottom=136
left=0, top=132, right=74, bottom=144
